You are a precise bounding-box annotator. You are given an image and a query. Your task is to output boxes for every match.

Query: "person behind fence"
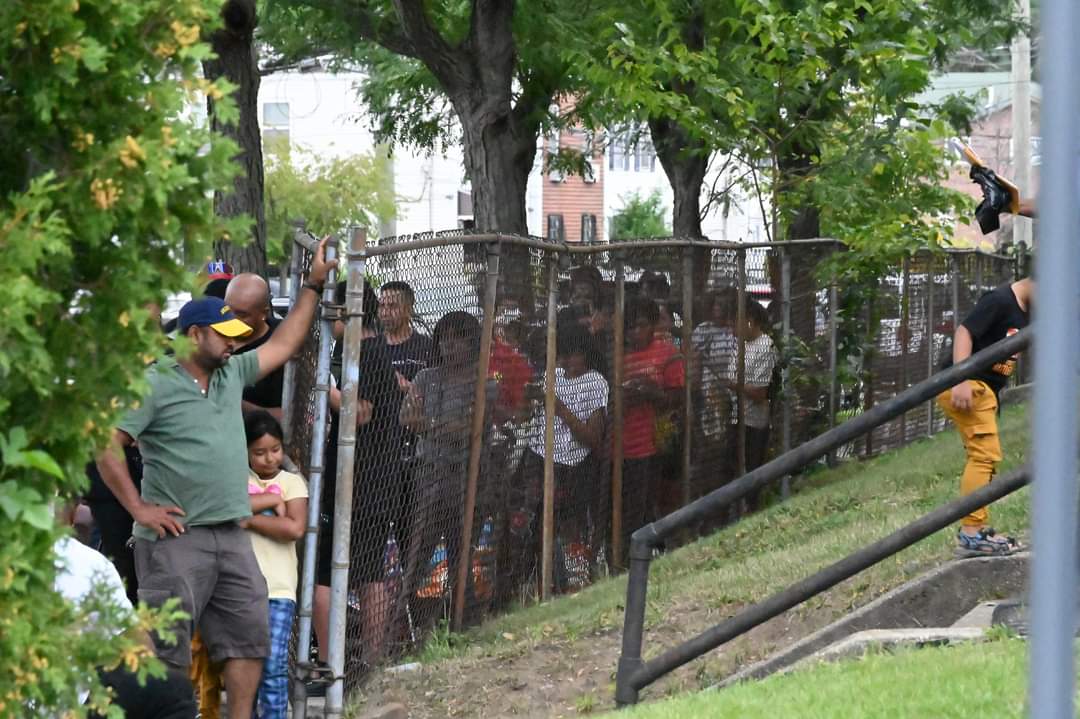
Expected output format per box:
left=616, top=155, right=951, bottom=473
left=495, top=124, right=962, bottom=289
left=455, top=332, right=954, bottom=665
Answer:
left=226, top=273, right=286, bottom=420
left=490, top=293, right=535, bottom=422
left=620, top=296, right=685, bottom=553
left=94, top=240, right=336, bottom=719
left=313, top=280, right=400, bottom=676
left=690, top=289, right=738, bottom=493
left=378, top=280, right=434, bottom=389
left=936, top=276, right=1030, bottom=557
left=520, top=323, right=609, bottom=591
left=724, top=299, right=778, bottom=510
left=399, top=311, right=495, bottom=610
left=240, top=410, right=307, bottom=719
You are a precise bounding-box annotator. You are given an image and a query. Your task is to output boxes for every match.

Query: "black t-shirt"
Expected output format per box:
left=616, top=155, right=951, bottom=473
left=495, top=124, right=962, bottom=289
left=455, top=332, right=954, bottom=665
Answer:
left=944, top=283, right=1028, bottom=394
left=324, top=336, right=402, bottom=506
left=383, top=332, right=434, bottom=382
left=235, top=316, right=283, bottom=409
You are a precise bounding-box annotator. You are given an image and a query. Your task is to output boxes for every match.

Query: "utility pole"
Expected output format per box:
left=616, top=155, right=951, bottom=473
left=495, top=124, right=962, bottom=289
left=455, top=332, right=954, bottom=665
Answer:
left=1011, top=0, right=1032, bottom=248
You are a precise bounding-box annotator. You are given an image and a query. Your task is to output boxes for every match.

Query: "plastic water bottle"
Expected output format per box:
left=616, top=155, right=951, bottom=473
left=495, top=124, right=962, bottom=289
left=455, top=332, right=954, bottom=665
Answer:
left=478, top=516, right=494, bottom=551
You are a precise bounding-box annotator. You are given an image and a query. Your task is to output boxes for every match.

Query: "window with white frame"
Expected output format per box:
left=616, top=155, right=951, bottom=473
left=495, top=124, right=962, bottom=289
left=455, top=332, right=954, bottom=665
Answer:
left=263, top=102, right=290, bottom=144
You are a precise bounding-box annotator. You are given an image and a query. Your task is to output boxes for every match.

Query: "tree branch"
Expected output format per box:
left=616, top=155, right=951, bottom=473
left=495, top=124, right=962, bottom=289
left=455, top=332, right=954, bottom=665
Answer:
left=391, top=0, right=465, bottom=84
left=299, top=0, right=417, bottom=57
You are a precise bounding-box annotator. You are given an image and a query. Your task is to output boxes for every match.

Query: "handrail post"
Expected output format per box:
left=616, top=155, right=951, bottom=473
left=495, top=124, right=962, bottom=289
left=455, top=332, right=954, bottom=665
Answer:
left=291, top=232, right=338, bottom=719
left=325, top=228, right=367, bottom=719
left=453, top=240, right=500, bottom=630
left=615, top=534, right=654, bottom=707
left=541, top=254, right=559, bottom=599
left=611, top=257, right=626, bottom=568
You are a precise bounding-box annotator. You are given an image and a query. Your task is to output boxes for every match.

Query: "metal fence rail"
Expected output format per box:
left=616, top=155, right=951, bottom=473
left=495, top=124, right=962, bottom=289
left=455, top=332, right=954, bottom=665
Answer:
left=278, top=230, right=1028, bottom=705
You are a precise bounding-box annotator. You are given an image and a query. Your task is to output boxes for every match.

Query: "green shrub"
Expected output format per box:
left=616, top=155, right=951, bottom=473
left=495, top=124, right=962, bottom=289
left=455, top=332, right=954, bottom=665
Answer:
left=0, top=0, right=246, bottom=714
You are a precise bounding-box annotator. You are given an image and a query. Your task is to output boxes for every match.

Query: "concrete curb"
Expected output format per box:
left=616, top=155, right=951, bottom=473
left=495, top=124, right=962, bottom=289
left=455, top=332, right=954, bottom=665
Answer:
left=718, top=552, right=1029, bottom=688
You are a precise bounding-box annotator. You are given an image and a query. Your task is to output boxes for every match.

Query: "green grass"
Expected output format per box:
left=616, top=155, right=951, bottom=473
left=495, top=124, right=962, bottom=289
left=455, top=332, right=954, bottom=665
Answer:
left=605, top=636, right=1034, bottom=718
left=461, top=404, right=1030, bottom=652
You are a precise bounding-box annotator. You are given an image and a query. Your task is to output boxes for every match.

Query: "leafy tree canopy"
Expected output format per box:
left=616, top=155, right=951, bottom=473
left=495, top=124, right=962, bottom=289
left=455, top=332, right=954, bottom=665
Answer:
left=0, top=0, right=243, bottom=712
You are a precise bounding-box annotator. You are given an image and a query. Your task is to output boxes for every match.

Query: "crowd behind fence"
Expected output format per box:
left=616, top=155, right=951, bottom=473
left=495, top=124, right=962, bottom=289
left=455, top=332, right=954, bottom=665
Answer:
left=280, top=229, right=1027, bottom=704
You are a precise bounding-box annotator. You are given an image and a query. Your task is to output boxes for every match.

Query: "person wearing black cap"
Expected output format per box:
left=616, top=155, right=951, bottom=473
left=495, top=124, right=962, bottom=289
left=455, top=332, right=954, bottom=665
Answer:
left=94, top=241, right=336, bottom=719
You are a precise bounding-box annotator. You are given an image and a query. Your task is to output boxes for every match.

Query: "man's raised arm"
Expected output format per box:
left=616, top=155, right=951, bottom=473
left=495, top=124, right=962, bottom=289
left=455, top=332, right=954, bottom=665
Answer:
left=256, top=237, right=338, bottom=380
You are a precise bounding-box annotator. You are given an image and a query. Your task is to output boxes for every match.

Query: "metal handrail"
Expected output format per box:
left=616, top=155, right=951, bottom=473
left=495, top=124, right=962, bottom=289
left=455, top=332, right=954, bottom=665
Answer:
left=615, top=327, right=1032, bottom=705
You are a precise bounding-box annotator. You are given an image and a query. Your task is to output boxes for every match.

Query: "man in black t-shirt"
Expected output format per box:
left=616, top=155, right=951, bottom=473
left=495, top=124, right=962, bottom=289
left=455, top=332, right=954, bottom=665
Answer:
left=226, top=274, right=285, bottom=419
left=378, top=281, right=434, bottom=387
left=937, top=277, right=1031, bottom=557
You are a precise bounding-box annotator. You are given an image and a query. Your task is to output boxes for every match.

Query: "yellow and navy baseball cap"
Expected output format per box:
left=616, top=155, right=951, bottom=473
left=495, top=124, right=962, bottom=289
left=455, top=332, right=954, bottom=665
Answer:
left=177, top=297, right=252, bottom=338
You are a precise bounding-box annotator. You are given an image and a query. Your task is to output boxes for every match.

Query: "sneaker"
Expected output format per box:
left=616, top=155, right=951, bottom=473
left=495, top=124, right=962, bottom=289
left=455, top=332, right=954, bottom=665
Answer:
left=956, top=528, right=1021, bottom=558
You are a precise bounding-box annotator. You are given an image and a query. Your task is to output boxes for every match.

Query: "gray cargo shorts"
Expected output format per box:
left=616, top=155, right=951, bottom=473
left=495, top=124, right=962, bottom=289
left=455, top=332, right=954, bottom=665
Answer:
left=134, top=523, right=269, bottom=667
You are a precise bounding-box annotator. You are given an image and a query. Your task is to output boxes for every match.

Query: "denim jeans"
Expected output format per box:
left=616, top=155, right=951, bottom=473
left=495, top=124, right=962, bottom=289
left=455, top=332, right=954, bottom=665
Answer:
left=256, top=598, right=296, bottom=719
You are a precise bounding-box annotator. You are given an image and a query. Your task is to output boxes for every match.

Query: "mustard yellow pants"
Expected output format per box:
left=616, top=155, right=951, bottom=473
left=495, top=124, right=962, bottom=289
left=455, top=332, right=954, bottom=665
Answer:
left=190, top=631, right=224, bottom=719
left=937, top=380, right=1002, bottom=527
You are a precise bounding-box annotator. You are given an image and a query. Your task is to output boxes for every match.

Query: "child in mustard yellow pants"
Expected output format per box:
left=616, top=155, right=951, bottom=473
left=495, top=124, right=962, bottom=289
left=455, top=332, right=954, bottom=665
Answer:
left=938, top=278, right=1030, bottom=556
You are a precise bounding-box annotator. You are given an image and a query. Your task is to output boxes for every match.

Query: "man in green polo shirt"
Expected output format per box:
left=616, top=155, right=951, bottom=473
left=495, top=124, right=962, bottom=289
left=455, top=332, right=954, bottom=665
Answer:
left=95, top=241, right=335, bottom=719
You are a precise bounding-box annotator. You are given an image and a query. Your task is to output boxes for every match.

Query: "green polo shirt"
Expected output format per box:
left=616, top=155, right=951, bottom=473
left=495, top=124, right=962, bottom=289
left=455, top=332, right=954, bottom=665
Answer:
left=119, top=351, right=261, bottom=540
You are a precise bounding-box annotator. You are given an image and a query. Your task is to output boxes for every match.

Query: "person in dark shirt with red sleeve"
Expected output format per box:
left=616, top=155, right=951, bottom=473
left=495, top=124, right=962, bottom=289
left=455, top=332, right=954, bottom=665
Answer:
left=937, top=277, right=1031, bottom=557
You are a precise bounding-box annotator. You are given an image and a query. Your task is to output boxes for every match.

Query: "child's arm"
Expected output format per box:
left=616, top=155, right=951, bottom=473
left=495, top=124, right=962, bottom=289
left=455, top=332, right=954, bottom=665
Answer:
left=250, top=493, right=285, bottom=516
left=244, top=497, right=307, bottom=542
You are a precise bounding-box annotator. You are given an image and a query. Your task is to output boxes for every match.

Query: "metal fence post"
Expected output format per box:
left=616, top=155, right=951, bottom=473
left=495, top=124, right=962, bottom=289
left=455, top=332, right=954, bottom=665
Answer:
left=925, top=253, right=936, bottom=437
left=898, top=255, right=910, bottom=444
left=780, top=247, right=792, bottom=497
left=281, top=225, right=305, bottom=448
left=611, top=257, right=626, bottom=569
left=736, top=248, right=747, bottom=477
left=453, top=240, right=501, bottom=630
left=681, top=246, right=694, bottom=507
left=1030, top=1, right=1080, bottom=714
left=827, top=270, right=838, bottom=466
left=974, top=250, right=984, bottom=296
left=541, top=253, right=559, bottom=600
left=291, top=234, right=338, bottom=719
left=951, top=253, right=960, bottom=321
left=325, top=228, right=367, bottom=719
left=862, top=287, right=875, bottom=458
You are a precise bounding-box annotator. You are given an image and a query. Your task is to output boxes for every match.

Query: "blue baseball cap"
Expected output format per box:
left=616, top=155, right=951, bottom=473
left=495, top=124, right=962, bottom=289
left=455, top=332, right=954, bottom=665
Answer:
left=177, top=297, right=252, bottom=337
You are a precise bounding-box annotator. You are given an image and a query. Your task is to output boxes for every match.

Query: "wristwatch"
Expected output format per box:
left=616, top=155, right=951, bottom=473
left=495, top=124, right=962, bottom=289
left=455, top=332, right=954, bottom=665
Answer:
left=302, top=281, right=323, bottom=294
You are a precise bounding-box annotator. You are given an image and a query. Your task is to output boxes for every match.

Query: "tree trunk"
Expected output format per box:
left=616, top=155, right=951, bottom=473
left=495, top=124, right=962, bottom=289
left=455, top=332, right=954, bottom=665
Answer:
left=203, top=0, right=267, bottom=276
left=650, top=117, right=710, bottom=295
left=459, top=107, right=536, bottom=235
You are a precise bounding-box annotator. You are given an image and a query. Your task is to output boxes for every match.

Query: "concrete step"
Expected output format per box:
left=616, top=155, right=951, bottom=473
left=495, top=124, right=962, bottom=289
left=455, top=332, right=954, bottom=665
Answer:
left=719, top=552, right=1029, bottom=688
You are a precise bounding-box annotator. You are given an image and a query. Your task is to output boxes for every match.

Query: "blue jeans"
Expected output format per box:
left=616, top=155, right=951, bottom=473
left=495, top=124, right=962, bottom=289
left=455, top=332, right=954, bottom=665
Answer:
left=256, top=598, right=295, bottom=719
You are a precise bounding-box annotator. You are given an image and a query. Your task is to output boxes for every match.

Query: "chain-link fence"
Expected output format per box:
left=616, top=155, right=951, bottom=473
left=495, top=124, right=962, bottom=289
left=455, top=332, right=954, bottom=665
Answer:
left=282, top=231, right=1026, bottom=699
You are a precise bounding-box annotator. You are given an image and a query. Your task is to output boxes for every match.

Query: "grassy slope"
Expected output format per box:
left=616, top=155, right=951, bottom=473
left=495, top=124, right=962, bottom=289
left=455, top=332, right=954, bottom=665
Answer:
left=351, top=405, right=1030, bottom=717
left=607, top=637, right=1032, bottom=718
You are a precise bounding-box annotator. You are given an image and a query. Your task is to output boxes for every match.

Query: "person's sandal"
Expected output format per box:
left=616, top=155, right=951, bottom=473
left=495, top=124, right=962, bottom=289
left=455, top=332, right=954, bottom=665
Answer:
left=956, top=528, right=1021, bottom=558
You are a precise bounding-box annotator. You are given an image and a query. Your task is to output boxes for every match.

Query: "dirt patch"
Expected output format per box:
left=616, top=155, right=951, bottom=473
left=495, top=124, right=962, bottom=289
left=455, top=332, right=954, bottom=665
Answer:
left=347, top=575, right=884, bottom=718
